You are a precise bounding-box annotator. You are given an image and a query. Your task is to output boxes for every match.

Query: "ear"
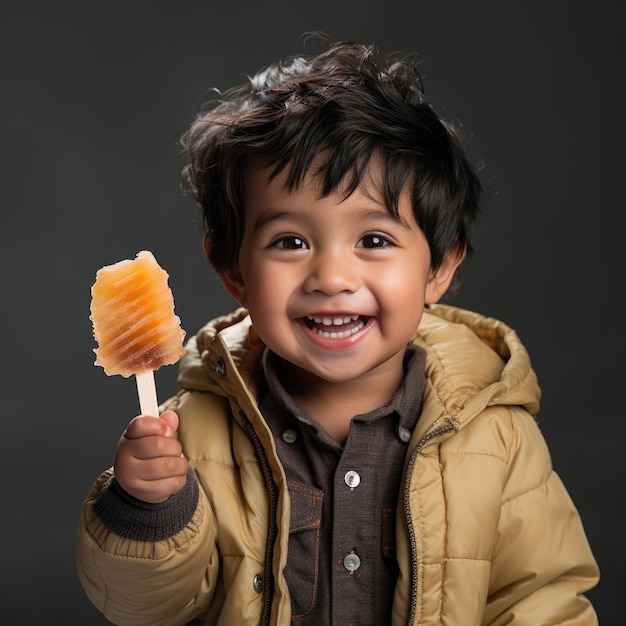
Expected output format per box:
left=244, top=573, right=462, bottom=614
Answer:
left=201, top=234, right=212, bottom=262
left=203, top=235, right=248, bottom=306
left=218, top=267, right=248, bottom=307
left=424, top=245, right=467, bottom=305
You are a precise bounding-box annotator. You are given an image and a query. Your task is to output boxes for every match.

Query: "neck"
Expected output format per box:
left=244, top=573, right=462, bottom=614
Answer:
left=280, top=356, right=405, bottom=444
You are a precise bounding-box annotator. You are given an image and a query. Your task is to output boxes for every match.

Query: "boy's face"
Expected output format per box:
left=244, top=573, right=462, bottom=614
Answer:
left=218, top=162, right=462, bottom=388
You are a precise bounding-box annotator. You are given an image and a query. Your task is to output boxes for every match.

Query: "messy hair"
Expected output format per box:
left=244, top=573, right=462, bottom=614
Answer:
left=180, top=34, right=482, bottom=276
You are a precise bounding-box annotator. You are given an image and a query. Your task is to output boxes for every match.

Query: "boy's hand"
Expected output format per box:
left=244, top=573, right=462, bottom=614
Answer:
left=113, top=410, right=189, bottom=504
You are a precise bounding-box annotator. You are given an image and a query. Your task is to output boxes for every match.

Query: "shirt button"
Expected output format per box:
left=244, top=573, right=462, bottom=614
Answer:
left=344, top=470, right=361, bottom=488
left=282, top=428, right=297, bottom=444
left=398, top=427, right=412, bottom=442
left=253, top=574, right=263, bottom=593
left=343, top=552, right=361, bottom=572
left=215, top=357, right=226, bottom=376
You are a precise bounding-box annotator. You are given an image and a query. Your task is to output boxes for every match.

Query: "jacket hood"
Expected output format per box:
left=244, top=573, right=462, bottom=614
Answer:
left=176, top=304, right=541, bottom=430
left=413, top=304, right=541, bottom=427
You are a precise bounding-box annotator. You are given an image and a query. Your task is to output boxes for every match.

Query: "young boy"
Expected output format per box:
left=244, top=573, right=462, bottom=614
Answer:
left=76, top=37, right=599, bottom=625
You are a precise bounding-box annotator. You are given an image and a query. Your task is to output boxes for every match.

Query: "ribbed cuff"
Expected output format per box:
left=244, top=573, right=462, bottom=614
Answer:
left=93, top=468, right=199, bottom=541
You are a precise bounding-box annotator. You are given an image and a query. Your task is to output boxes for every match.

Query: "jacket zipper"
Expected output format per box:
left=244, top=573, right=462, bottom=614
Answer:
left=403, top=422, right=455, bottom=626
left=240, top=410, right=279, bottom=626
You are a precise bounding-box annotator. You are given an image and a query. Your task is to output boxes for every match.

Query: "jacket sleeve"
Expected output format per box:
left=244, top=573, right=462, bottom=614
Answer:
left=484, top=407, right=600, bottom=625
left=76, top=468, right=219, bottom=626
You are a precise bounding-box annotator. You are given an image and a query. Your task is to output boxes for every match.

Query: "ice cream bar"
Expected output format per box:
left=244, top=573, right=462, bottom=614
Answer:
left=90, top=250, right=186, bottom=415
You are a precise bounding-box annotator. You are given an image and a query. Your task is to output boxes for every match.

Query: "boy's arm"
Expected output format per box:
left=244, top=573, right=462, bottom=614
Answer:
left=76, top=468, right=219, bottom=626
left=485, top=408, right=599, bottom=625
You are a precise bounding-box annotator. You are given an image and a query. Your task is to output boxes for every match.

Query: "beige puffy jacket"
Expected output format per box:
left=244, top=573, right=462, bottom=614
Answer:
left=76, top=304, right=599, bottom=625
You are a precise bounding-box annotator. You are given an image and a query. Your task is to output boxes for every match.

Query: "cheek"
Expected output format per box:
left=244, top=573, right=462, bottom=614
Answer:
left=244, top=267, right=290, bottom=314
left=375, top=264, right=428, bottom=303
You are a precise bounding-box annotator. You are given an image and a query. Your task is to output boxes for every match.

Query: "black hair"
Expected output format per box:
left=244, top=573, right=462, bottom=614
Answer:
left=180, top=34, right=482, bottom=278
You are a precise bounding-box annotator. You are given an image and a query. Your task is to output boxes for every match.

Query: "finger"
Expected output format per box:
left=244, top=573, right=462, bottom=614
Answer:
left=124, top=415, right=173, bottom=440
left=126, top=473, right=189, bottom=504
left=113, top=447, right=189, bottom=500
left=118, top=433, right=183, bottom=461
left=125, top=453, right=189, bottom=482
left=159, top=410, right=179, bottom=434
left=137, top=456, right=189, bottom=482
left=115, top=455, right=189, bottom=501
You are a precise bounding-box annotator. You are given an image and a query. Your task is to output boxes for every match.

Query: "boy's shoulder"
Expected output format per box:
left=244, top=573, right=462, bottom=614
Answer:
left=175, top=307, right=260, bottom=393
left=414, top=303, right=540, bottom=416
left=417, top=303, right=520, bottom=357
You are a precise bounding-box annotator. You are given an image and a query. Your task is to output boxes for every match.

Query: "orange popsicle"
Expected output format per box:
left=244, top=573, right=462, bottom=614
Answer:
left=90, top=250, right=186, bottom=416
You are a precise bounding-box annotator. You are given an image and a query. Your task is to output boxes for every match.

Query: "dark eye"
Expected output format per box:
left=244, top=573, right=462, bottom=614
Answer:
left=357, top=234, right=392, bottom=248
left=273, top=235, right=308, bottom=250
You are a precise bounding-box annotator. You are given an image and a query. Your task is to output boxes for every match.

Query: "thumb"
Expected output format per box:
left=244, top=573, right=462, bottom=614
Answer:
left=159, top=410, right=179, bottom=435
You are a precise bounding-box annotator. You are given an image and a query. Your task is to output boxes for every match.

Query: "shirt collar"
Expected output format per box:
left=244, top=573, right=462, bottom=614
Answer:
left=260, top=345, right=426, bottom=436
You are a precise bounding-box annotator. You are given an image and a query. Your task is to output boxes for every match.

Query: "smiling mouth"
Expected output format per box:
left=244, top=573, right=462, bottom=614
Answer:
left=303, top=314, right=367, bottom=339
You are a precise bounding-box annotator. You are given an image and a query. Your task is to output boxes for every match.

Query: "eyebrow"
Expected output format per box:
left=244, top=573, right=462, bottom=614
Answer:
left=251, top=206, right=408, bottom=233
left=251, top=210, right=293, bottom=233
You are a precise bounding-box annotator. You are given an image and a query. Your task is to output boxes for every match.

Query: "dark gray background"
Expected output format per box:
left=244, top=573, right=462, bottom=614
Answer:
left=2, top=1, right=622, bottom=623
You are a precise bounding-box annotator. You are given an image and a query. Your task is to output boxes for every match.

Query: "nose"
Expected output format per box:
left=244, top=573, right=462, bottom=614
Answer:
left=303, top=248, right=361, bottom=295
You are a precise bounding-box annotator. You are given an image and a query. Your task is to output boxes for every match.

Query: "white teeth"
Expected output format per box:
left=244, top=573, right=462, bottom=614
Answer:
left=307, top=314, right=360, bottom=326
left=308, top=318, right=365, bottom=339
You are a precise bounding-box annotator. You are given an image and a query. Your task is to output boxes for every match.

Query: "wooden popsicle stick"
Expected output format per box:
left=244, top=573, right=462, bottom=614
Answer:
left=135, top=369, right=159, bottom=417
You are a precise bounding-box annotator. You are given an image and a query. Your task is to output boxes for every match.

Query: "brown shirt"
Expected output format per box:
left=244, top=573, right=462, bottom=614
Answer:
left=258, top=346, right=426, bottom=625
